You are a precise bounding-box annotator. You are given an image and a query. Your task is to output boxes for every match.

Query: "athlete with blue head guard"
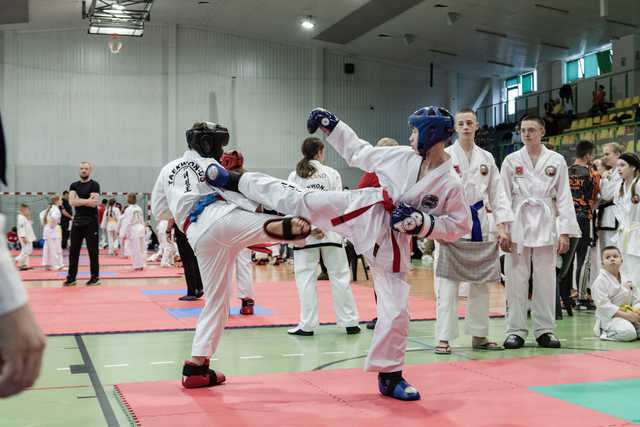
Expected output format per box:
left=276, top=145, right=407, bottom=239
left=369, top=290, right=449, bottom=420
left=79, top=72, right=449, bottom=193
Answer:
left=206, top=107, right=471, bottom=401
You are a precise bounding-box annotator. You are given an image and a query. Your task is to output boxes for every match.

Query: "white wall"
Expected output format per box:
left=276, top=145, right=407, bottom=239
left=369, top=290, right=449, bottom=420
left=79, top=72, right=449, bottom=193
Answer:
left=0, top=25, right=457, bottom=193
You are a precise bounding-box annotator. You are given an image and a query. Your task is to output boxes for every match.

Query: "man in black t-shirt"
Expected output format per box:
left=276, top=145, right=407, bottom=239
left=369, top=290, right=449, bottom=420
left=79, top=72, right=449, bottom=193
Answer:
left=64, top=162, right=101, bottom=286
left=60, top=191, right=73, bottom=249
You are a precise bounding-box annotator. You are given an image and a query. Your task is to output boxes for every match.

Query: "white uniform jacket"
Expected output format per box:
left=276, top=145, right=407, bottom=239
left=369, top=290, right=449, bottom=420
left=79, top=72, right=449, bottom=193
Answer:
left=102, top=206, right=121, bottom=232
left=501, top=145, right=580, bottom=247
left=288, top=160, right=344, bottom=247
left=16, top=213, right=36, bottom=243
left=592, top=269, right=640, bottom=335
left=615, top=177, right=640, bottom=256
left=118, top=205, right=146, bottom=240
left=42, top=206, right=61, bottom=240
left=598, top=171, right=622, bottom=230
left=151, top=150, right=259, bottom=247
left=446, top=140, right=513, bottom=240
left=0, top=215, right=28, bottom=316
left=324, top=122, right=471, bottom=273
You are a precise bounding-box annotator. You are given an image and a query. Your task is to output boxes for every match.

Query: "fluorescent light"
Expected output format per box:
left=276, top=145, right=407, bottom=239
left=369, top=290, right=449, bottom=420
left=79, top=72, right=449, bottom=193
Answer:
left=88, top=25, right=144, bottom=36
left=112, top=3, right=125, bottom=10
left=301, top=16, right=315, bottom=30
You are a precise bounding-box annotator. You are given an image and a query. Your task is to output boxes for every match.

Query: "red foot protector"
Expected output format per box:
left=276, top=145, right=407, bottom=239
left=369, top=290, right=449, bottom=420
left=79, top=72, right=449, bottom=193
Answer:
left=115, top=351, right=639, bottom=427
left=182, top=360, right=226, bottom=389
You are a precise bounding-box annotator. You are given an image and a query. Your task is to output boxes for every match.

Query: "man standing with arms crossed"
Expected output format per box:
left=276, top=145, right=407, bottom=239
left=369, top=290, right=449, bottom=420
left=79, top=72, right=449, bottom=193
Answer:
left=501, top=116, right=580, bottom=349
left=64, top=162, right=101, bottom=286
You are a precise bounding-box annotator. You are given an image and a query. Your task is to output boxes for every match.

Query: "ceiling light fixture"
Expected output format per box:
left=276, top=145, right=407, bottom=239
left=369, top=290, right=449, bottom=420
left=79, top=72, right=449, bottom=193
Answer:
left=301, top=15, right=315, bottom=30
left=82, top=0, right=154, bottom=37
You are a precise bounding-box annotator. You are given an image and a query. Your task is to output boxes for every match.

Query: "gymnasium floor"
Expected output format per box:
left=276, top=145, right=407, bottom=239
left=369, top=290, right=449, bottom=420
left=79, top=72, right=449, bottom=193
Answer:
left=5, top=255, right=640, bottom=426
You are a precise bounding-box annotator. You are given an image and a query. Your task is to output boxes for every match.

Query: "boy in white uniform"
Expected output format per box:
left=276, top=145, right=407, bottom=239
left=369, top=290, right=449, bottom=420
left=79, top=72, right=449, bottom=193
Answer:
left=287, top=137, right=360, bottom=335
left=207, top=106, right=471, bottom=400
left=15, top=204, right=36, bottom=271
left=434, top=109, right=513, bottom=354
left=592, top=246, right=640, bottom=341
left=151, top=122, right=312, bottom=390
left=119, top=194, right=147, bottom=270
left=501, top=115, right=580, bottom=349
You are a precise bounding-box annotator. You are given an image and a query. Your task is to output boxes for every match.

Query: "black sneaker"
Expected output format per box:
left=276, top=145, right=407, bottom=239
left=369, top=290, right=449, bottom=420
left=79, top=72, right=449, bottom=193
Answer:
left=86, top=277, right=101, bottom=286
left=63, top=279, right=77, bottom=287
left=366, top=318, right=377, bottom=330
left=179, top=295, right=198, bottom=301
left=346, top=326, right=361, bottom=335
left=287, top=328, right=314, bottom=336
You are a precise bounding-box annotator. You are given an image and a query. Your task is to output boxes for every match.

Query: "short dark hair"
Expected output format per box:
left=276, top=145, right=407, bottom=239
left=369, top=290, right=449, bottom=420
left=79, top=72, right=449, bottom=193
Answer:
left=601, top=245, right=621, bottom=259
left=63, top=190, right=69, bottom=195
left=575, top=140, right=594, bottom=158
left=455, top=108, right=477, bottom=119
left=598, top=85, right=605, bottom=90
left=519, top=115, right=545, bottom=129
left=101, top=199, right=107, bottom=204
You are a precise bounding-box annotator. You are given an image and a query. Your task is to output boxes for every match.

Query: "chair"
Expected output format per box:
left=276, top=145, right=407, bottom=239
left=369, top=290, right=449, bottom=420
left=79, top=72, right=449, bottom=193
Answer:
left=577, top=118, right=586, bottom=129
left=623, top=110, right=634, bottom=122
left=623, top=98, right=632, bottom=108
left=632, top=95, right=640, bottom=105
left=615, top=99, right=624, bottom=109
left=626, top=140, right=636, bottom=153
left=592, top=115, right=601, bottom=125
left=585, top=117, right=593, bottom=128
left=569, top=119, right=579, bottom=130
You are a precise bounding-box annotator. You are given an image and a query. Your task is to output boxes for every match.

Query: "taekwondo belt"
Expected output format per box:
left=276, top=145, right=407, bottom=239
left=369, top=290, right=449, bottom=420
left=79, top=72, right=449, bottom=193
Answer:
left=621, top=223, right=640, bottom=254
left=182, top=193, right=225, bottom=234
left=469, top=200, right=484, bottom=242
left=512, top=196, right=554, bottom=253
left=330, top=189, right=402, bottom=273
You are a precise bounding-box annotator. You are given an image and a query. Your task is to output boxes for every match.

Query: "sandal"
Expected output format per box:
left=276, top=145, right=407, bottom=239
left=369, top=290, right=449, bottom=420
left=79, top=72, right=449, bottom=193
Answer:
left=434, top=345, right=451, bottom=355
left=472, top=341, right=504, bottom=351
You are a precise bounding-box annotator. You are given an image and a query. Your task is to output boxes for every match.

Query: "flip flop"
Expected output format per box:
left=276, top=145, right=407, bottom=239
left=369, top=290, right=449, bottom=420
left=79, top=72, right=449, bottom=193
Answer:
left=472, top=342, right=504, bottom=351
left=434, top=345, right=451, bottom=355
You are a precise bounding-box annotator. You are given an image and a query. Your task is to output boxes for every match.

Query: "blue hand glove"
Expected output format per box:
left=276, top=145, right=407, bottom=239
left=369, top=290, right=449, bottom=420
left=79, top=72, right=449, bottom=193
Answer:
left=390, top=203, right=430, bottom=235
left=307, top=108, right=339, bottom=134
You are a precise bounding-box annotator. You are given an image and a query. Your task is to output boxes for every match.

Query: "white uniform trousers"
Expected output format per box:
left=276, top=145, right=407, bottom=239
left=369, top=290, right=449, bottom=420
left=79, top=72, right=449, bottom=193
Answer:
left=234, top=248, right=254, bottom=299
left=15, top=241, right=33, bottom=267
left=436, top=277, right=490, bottom=341
left=160, top=242, right=177, bottom=267
left=620, top=253, right=640, bottom=291
left=126, top=236, right=146, bottom=269
left=364, top=262, right=410, bottom=372
left=189, top=209, right=282, bottom=357
left=505, top=245, right=556, bottom=339
left=598, top=317, right=640, bottom=341
left=42, top=238, right=63, bottom=269
left=107, top=230, right=119, bottom=254
left=292, top=245, right=359, bottom=331
left=148, top=232, right=167, bottom=262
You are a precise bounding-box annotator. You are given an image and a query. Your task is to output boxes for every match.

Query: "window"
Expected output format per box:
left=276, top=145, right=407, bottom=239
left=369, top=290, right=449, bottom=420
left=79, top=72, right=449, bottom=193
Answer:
left=565, top=48, right=612, bottom=83
left=505, top=71, right=536, bottom=115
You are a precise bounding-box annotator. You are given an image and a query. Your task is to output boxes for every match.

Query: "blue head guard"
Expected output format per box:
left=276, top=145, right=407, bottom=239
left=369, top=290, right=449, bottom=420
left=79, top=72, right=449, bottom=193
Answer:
left=408, top=106, right=454, bottom=157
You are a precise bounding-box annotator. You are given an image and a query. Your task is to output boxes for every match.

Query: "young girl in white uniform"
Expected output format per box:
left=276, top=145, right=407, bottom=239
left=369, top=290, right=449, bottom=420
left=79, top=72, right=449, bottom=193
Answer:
left=41, top=195, right=64, bottom=270
left=15, top=204, right=36, bottom=271
left=286, top=137, right=360, bottom=335
left=207, top=107, right=471, bottom=401
left=614, top=153, right=640, bottom=286
left=119, top=194, right=146, bottom=270
left=102, top=199, right=121, bottom=255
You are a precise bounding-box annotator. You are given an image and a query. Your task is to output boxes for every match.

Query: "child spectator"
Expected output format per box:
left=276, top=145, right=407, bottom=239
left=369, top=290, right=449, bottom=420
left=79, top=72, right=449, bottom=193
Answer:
left=7, top=226, right=19, bottom=250
left=592, top=246, right=640, bottom=341
left=119, top=193, right=146, bottom=270
left=15, top=204, right=36, bottom=270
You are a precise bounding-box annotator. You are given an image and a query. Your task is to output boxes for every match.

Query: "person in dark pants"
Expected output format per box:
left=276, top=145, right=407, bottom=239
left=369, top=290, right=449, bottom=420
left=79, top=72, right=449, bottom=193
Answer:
left=170, top=219, right=204, bottom=301
left=64, top=162, right=101, bottom=286
left=60, top=191, right=73, bottom=250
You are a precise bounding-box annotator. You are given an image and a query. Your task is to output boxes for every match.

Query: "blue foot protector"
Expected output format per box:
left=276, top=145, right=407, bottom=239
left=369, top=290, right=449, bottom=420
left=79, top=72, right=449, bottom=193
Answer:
left=378, top=372, right=420, bottom=401
left=205, top=163, right=229, bottom=187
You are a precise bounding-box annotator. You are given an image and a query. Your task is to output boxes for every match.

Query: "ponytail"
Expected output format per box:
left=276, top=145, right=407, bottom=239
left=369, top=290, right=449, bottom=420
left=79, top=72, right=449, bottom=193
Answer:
left=43, top=195, right=60, bottom=226
left=296, top=137, right=324, bottom=178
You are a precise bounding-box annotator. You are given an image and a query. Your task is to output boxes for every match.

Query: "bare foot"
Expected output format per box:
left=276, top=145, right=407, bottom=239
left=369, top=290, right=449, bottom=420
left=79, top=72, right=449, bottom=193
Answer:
left=265, top=217, right=310, bottom=238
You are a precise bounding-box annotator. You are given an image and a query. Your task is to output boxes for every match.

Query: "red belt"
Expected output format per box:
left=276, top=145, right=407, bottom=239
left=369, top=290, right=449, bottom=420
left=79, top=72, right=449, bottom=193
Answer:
left=330, top=190, right=402, bottom=273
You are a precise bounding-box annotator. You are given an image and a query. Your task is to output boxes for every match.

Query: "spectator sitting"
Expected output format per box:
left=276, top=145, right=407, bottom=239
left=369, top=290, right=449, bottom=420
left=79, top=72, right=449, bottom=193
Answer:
left=589, top=85, right=614, bottom=116
left=592, top=246, right=640, bottom=341
left=7, top=226, right=19, bottom=250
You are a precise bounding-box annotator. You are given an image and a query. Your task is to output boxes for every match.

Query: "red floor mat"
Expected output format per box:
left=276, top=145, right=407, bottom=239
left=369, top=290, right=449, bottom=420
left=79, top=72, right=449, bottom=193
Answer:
left=28, top=281, right=495, bottom=335
left=24, top=255, right=160, bottom=268
left=114, top=351, right=639, bottom=427
left=11, top=248, right=112, bottom=256
left=19, top=266, right=182, bottom=281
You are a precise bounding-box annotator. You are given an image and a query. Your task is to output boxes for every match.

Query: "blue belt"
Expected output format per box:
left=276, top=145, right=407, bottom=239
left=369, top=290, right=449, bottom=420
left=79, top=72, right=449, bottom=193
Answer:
left=469, top=200, right=484, bottom=242
left=183, top=193, right=223, bottom=233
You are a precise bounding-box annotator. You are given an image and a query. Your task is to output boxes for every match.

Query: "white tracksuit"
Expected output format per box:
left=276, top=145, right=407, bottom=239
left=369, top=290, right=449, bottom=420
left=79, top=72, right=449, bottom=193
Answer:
left=15, top=213, right=35, bottom=267
left=0, top=215, right=28, bottom=317
left=102, top=206, right=121, bottom=254
left=234, top=248, right=254, bottom=299
left=287, top=161, right=359, bottom=331
left=152, top=149, right=286, bottom=358
left=119, top=204, right=146, bottom=269
left=592, top=269, right=640, bottom=341
left=236, top=121, right=471, bottom=372
left=42, top=206, right=63, bottom=270
left=435, top=141, right=513, bottom=342
left=149, top=219, right=169, bottom=263
left=501, top=145, right=580, bottom=340
left=615, top=177, right=640, bottom=286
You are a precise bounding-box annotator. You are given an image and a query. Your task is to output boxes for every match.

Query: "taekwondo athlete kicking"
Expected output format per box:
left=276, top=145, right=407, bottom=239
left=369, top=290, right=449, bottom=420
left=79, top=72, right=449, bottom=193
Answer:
left=151, top=122, right=311, bottom=389
left=205, top=106, right=471, bottom=400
